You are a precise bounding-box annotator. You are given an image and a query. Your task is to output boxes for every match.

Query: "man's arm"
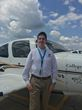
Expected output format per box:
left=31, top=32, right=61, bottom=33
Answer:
left=49, top=53, right=57, bottom=92
left=22, top=51, right=33, bottom=85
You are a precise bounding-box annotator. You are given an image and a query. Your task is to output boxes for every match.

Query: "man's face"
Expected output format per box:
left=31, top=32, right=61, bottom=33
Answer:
left=37, top=35, right=47, bottom=48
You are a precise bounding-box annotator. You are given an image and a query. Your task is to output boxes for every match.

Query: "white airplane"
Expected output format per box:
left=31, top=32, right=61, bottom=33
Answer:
left=0, top=38, right=82, bottom=96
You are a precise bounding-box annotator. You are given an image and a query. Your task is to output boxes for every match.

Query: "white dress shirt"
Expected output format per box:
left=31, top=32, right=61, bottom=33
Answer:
left=22, top=47, right=57, bottom=85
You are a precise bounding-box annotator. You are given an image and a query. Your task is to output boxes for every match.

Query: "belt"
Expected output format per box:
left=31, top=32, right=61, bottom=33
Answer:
left=31, top=74, right=51, bottom=80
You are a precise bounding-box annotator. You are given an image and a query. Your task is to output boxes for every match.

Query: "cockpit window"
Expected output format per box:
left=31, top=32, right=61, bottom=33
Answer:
left=0, top=44, right=8, bottom=57
left=46, top=40, right=67, bottom=53
left=12, top=40, right=30, bottom=57
left=71, top=50, right=82, bottom=54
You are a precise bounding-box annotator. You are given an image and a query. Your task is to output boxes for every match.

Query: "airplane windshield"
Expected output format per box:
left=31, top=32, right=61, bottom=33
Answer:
left=0, top=44, right=8, bottom=57
left=12, top=40, right=30, bottom=57
left=46, top=40, right=67, bottom=53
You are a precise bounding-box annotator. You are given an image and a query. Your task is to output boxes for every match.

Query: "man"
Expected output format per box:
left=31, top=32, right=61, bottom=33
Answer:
left=22, top=32, right=57, bottom=110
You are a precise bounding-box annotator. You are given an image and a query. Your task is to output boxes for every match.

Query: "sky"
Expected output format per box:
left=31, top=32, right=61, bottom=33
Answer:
left=0, top=0, right=82, bottom=50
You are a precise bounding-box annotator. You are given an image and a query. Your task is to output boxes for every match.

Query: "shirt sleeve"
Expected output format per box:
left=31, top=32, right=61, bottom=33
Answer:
left=22, top=50, right=33, bottom=85
left=51, top=52, right=57, bottom=84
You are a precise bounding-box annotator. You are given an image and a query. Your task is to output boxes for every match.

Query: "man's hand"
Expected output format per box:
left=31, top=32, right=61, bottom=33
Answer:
left=48, top=83, right=55, bottom=93
left=27, top=83, right=33, bottom=92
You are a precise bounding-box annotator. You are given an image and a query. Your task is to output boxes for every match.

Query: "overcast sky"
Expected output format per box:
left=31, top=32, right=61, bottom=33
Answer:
left=0, top=0, right=82, bottom=50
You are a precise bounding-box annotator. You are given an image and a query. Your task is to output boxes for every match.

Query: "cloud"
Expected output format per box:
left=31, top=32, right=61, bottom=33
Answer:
left=60, top=35, right=81, bottom=43
left=59, top=35, right=82, bottom=50
left=71, top=25, right=77, bottom=28
left=60, top=36, right=71, bottom=43
left=0, top=0, right=44, bottom=41
left=68, top=6, right=76, bottom=12
left=9, top=20, right=20, bottom=32
left=48, top=10, right=82, bottom=50
left=64, top=0, right=70, bottom=5
left=78, top=0, right=82, bottom=4
left=49, top=12, right=82, bottom=26
left=50, top=30, right=61, bottom=38
left=50, top=12, right=59, bottom=18
left=64, top=0, right=75, bottom=5
left=80, top=20, right=82, bottom=27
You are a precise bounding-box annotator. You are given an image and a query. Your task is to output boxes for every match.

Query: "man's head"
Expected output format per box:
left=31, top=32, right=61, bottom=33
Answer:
left=37, top=32, right=47, bottom=49
left=37, top=32, right=47, bottom=40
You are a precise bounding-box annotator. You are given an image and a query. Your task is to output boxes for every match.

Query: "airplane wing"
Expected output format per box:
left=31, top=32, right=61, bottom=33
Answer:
left=0, top=67, right=26, bottom=96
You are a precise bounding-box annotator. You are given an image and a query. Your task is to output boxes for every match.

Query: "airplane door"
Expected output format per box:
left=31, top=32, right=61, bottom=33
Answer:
left=10, top=40, right=31, bottom=65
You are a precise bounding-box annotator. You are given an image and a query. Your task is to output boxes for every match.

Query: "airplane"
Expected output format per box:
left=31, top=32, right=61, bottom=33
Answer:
left=0, top=38, right=82, bottom=96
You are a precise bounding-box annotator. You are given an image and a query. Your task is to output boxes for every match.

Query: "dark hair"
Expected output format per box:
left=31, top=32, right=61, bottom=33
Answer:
left=37, top=32, right=47, bottom=40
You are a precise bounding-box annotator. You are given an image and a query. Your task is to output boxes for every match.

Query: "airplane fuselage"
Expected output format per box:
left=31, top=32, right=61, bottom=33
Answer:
left=0, top=38, right=82, bottom=95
